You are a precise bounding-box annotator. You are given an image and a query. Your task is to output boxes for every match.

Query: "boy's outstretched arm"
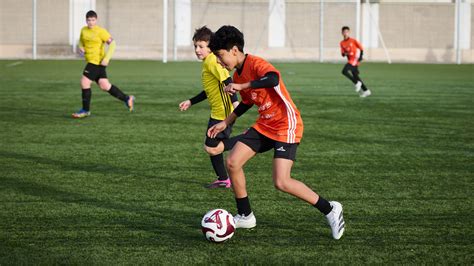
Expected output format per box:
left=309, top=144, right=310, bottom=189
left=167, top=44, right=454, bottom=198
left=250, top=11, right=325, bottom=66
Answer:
left=179, top=90, right=207, bottom=111
left=101, top=39, right=116, bottom=66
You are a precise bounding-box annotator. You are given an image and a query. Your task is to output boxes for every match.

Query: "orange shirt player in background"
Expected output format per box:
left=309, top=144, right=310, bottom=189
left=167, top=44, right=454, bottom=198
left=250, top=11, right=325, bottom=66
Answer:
left=340, top=26, right=371, bottom=97
left=208, top=25, right=345, bottom=240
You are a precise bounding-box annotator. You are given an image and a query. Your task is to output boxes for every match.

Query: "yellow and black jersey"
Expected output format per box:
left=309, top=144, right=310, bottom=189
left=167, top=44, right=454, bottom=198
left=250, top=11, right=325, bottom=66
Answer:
left=80, top=25, right=112, bottom=65
left=202, top=53, right=234, bottom=120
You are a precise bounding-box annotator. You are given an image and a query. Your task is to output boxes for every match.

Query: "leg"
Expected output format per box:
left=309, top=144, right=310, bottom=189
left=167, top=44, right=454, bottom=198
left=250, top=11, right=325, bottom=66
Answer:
left=350, top=67, right=368, bottom=91
left=204, top=141, right=230, bottom=186
left=273, top=159, right=345, bottom=240
left=272, top=158, right=319, bottom=205
left=72, top=75, right=93, bottom=118
left=342, top=63, right=358, bottom=84
left=227, top=141, right=257, bottom=228
left=80, top=75, right=93, bottom=111
left=226, top=142, right=256, bottom=199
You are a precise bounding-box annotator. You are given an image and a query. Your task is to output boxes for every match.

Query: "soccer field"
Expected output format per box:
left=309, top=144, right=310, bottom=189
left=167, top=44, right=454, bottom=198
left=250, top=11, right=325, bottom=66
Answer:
left=0, top=60, right=472, bottom=264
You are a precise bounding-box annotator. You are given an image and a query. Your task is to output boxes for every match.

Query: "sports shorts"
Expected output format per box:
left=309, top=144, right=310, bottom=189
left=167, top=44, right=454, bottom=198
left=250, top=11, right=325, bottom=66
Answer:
left=239, top=127, right=298, bottom=161
left=83, top=63, right=107, bottom=82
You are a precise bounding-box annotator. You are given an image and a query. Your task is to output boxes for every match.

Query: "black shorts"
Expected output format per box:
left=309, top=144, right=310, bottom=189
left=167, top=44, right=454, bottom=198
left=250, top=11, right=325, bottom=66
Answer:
left=83, top=63, right=107, bottom=82
left=239, top=127, right=298, bottom=161
left=205, top=118, right=233, bottom=147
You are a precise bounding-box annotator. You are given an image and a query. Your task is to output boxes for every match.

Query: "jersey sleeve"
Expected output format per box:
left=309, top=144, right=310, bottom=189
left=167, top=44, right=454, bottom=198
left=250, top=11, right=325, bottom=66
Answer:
left=340, top=41, right=344, bottom=54
left=253, top=57, right=279, bottom=80
left=99, top=28, right=112, bottom=43
left=354, top=39, right=364, bottom=51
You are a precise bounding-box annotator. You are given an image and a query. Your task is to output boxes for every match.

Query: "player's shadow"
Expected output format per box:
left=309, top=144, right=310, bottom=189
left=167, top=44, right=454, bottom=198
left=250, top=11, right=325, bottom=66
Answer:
left=0, top=173, right=203, bottom=244
left=0, top=150, right=201, bottom=186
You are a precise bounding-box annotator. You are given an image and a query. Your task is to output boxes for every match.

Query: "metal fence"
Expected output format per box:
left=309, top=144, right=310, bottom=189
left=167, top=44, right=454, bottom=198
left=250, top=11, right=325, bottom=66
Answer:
left=0, top=0, right=472, bottom=63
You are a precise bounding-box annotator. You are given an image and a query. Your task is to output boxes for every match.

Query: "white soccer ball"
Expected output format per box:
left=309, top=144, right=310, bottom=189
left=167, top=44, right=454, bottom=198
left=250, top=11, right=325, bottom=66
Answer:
left=201, top=209, right=236, bottom=243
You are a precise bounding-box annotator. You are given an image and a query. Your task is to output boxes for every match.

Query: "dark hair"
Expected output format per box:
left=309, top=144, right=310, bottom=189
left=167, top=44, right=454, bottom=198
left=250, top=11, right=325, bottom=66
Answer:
left=86, top=10, right=97, bottom=18
left=209, top=25, right=244, bottom=53
left=192, top=26, right=213, bottom=42
left=341, top=26, right=350, bottom=32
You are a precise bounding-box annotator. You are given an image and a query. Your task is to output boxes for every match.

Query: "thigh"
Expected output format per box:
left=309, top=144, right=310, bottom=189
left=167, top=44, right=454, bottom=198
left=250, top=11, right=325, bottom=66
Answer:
left=205, top=118, right=232, bottom=147
left=238, top=127, right=273, bottom=153
left=83, top=63, right=101, bottom=82
left=272, top=157, right=294, bottom=181
left=273, top=142, right=299, bottom=161
left=227, top=141, right=257, bottom=168
left=350, top=65, right=360, bottom=75
left=81, top=75, right=93, bottom=88
left=342, top=63, right=351, bottom=73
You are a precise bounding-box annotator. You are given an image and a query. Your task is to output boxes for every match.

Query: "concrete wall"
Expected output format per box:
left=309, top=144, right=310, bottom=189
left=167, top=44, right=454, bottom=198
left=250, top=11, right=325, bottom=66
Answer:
left=0, top=0, right=472, bottom=63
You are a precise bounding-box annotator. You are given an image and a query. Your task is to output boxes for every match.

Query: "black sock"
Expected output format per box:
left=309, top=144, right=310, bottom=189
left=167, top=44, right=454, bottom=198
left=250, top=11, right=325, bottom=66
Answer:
left=236, top=197, right=252, bottom=216
left=222, top=135, right=241, bottom=151
left=108, top=85, right=128, bottom=102
left=361, top=82, right=368, bottom=91
left=314, top=197, right=333, bottom=215
left=82, top=88, right=91, bottom=111
left=210, top=154, right=228, bottom=180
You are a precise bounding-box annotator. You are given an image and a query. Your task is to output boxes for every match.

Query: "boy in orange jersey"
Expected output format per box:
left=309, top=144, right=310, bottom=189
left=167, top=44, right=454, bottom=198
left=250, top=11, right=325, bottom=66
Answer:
left=340, top=26, right=371, bottom=97
left=208, top=25, right=345, bottom=240
left=72, top=10, right=134, bottom=118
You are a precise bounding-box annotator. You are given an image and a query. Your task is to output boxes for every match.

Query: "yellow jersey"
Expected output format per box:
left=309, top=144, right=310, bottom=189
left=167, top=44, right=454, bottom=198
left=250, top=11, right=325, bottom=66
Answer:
left=80, top=25, right=112, bottom=65
left=202, top=53, right=233, bottom=120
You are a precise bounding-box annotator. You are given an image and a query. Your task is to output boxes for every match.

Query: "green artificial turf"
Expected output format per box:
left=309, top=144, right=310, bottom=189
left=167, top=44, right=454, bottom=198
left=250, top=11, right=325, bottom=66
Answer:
left=0, top=60, right=472, bottom=264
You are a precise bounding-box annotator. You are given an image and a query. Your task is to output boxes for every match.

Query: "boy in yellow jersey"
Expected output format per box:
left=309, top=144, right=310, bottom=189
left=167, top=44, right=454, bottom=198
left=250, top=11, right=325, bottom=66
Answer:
left=72, top=10, right=134, bottom=118
left=179, top=26, right=239, bottom=189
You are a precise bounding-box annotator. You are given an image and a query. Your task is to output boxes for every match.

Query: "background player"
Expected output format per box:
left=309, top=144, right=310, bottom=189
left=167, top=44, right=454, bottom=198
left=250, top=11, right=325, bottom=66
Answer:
left=208, top=25, right=345, bottom=239
left=179, top=26, right=239, bottom=189
left=72, top=10, right=134, bottom=118
left=340, top=26, right=371, bottom=97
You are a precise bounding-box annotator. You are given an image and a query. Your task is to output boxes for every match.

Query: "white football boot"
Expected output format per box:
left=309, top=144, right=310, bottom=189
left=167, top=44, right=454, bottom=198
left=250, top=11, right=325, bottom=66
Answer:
left=326, top=201, right=345, bottom=240
left=234, top=212, right=256, bottom=229
left=354, top=81, right=362, bottom=93
left=360, top=89, right=371, bottom=98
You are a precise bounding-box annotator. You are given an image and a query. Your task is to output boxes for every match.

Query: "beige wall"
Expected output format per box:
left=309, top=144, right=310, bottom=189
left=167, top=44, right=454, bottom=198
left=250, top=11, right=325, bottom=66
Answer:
left=0, top=0, right=472, bottom=63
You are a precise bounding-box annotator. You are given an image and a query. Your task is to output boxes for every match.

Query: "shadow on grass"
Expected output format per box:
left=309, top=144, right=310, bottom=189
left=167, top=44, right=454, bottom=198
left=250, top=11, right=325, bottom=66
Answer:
left=0, top=174, right=204, bottom=245
left=0, top=150, right=202, bottom=186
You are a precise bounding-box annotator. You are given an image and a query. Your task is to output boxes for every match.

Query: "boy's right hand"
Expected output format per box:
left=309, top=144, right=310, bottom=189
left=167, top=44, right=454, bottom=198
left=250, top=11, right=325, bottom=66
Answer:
left=78, top=47, right=85, bottom=57
left=179, top=100, right=191, bottom=111
left=207, top=121, right=227, bottom=139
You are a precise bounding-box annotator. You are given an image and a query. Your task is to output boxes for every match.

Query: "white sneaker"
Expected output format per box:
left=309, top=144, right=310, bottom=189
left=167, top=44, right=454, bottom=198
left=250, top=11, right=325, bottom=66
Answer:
left=234, top=212, right=256, bottom=229
left=355, top=81, right=362, bottom=93
left=326, top=201, right=345, bottom=240
left=360, top=89, right=371, bottom=98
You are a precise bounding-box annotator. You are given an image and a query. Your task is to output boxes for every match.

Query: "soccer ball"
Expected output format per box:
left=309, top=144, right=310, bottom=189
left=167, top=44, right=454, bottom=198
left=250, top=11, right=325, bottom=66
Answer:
left=201, top=209, right=235, bottom=243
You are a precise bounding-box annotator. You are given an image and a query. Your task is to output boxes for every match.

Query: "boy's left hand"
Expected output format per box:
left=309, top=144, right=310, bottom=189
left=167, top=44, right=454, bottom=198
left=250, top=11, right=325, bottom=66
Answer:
left=100, top=59, right=109, bottom=66
left=207, top=121, right=227, bottom=138
left=224, top=83, right=244, bottom=95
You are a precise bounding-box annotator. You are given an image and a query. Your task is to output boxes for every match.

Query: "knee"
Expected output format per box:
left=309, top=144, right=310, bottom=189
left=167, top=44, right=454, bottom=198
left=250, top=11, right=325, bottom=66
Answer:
left=204, top=145, right=221, bottom=156
left=226, top=156, right=241, bottom=172
left=81, top=78, right=91, bottom=88
left=98, top=81, right=111, bottom=91
left=342, top=69, right=348, bottom=75
left=273, top=178, right=290, bottom=192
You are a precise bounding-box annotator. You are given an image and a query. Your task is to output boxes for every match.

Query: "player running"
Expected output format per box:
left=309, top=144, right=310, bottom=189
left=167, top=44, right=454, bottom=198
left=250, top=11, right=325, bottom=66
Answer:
left=72, top=10, right=134, bottom=118
left=208, top=25, right=345, bottom=239
left=340, top=26, right=371, bottom=97
left=179, top=26, right=239, bottom=189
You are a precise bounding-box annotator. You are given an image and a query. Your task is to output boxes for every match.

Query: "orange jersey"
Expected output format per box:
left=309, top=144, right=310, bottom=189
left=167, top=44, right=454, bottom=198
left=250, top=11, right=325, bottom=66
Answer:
left=340, top=37, right=363, bottom=66
left=234, top=55, right=303, bottom=144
